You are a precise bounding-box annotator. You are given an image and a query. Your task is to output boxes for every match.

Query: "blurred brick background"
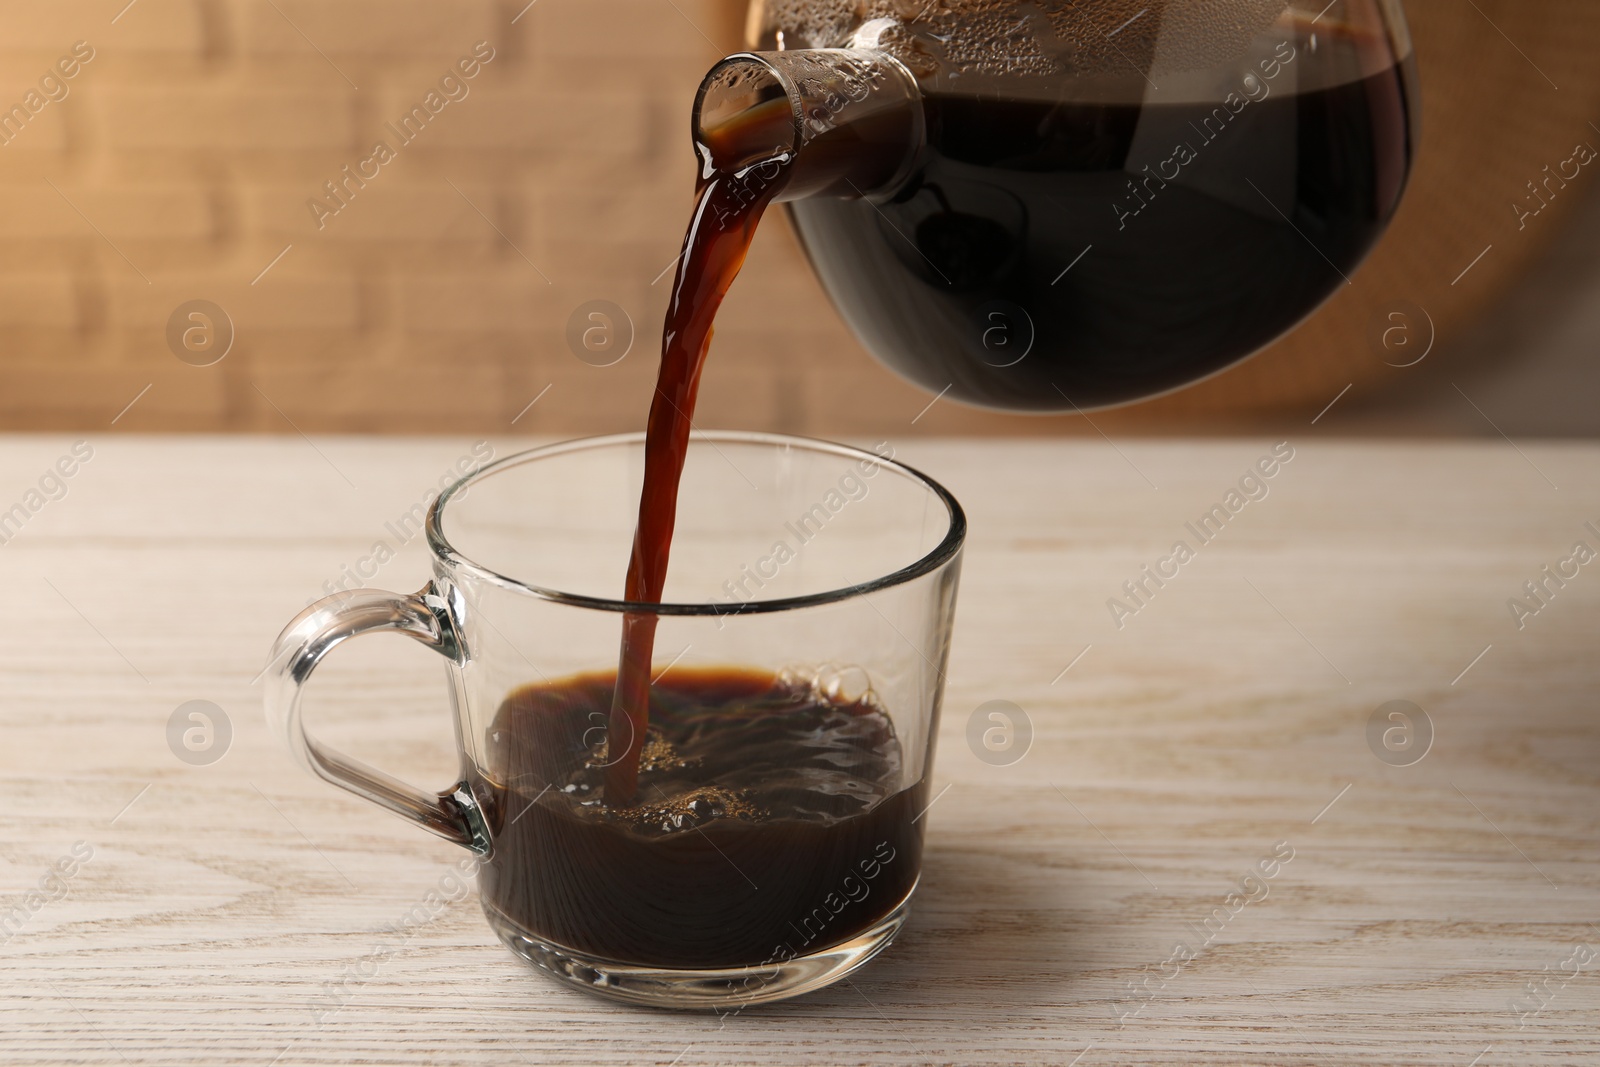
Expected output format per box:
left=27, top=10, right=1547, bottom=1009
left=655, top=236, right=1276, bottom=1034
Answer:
left=1, top=0, right=1597, bottom=438
left=0, top=0, right=752, bottom=436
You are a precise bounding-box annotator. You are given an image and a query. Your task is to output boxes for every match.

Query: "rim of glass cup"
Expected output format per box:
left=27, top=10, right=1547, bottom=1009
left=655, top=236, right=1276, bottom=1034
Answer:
left=426, top=430, right=966, bottom=617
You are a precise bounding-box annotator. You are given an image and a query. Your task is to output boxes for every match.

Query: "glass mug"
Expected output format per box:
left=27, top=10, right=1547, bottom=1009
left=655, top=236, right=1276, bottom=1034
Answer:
left=265, top=432, right=965, bottom=1008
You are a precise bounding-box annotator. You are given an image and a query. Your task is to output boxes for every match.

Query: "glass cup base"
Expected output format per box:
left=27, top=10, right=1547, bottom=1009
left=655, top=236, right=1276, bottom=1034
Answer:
left=483, top=884, right=916, bottom=1010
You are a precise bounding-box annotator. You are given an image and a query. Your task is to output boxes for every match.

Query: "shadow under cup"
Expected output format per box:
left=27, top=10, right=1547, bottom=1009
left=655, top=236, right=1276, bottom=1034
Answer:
left=268, top=432, right=965, bottom=1009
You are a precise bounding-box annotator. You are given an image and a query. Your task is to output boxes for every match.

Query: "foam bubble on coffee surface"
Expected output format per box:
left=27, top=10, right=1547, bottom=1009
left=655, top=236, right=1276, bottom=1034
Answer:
left=759, top=0, right=1296, bottom=81
left=776, top=662, right=877, bottom=706
left=606, top=786, right=763, bottom=834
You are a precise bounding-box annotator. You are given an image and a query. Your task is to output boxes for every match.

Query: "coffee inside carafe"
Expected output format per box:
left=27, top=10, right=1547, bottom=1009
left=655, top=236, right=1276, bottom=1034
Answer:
left=720, top=2, right=1417, bottom=410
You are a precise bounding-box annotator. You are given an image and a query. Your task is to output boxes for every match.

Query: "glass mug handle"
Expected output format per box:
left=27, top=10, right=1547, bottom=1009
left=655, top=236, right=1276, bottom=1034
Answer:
left=263, top=584, right=490, bottom=854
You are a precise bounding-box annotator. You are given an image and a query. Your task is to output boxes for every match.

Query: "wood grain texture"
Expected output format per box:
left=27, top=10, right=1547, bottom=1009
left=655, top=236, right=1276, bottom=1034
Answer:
left=0, top=435, right=1596, bottom=1065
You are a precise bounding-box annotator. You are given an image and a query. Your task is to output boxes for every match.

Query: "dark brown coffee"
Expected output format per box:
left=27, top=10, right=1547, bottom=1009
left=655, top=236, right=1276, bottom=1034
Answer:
left=475, top=667, right=925, bottom=968
left=790, top=54, right=1415, bottom=409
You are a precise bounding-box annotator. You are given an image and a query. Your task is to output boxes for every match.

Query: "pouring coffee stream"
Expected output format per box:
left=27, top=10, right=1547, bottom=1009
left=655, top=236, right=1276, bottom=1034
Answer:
left=601, top=48, right=929, bottom=804
left=599, top=150, right=790, bottom=806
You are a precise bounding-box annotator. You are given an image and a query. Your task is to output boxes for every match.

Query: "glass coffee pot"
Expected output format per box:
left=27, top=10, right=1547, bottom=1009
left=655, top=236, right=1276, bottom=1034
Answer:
left=696, top=1, right=1417, bottom=411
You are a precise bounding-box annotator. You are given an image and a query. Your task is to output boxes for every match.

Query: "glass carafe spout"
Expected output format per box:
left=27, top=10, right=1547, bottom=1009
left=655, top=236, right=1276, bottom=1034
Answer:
left=693, top=46, right=924, bottom=202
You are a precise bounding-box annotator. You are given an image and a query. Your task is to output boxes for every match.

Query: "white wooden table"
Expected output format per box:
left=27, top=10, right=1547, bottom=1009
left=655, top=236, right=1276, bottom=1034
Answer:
left=0, top=435, right=1595, bottom=1066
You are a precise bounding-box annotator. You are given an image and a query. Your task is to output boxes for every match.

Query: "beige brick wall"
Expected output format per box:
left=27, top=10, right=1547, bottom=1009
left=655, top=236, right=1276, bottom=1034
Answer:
left=0, top=1, right=1596, bottom=437
left=0, top=0, right=741, bottom=435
